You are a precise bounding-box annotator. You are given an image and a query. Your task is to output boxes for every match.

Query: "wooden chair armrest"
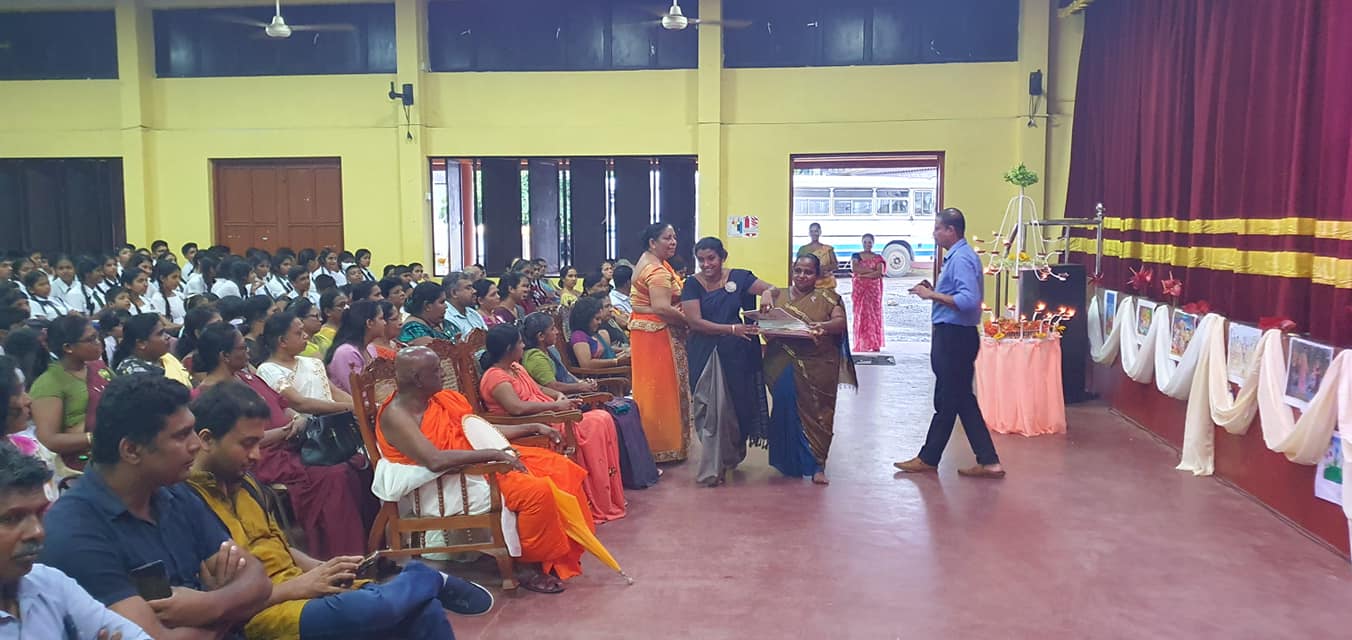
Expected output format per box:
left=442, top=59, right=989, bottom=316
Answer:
left=570, top=392, right=614, bottom=405
left=574, top=365, right=632, bottom=376
left=593, top=378, right=631, bottom=397
left=512, top=434, right=550, bottom=447
left=489, top=410, right=583, bottom=424
left=460, top=461, right=514, bottom=476
left=508, top=430, right=570, bottom=457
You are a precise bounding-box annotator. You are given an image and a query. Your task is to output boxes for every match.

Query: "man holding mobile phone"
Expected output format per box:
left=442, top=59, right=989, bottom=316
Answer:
left=186, top=382, right=492, bottom=640
left=0, top=441, right=150, bottom=640
left=895, top=208, right=1006, bottom=479
left=39, top=374, right=274, bottom=639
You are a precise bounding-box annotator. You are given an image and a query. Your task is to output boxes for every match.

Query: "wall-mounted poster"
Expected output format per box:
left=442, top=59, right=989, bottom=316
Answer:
left=1169, top=310, right=1198, bottom=360
left=1226, top=323, right=1263, bottom=385
left=1135, top=300, right=1155, bottom=337
left=727, top=215, right=759, bottom=238
left=1315, top=432, right=1343, bottom=506
left=1103, top=290, right=1119, bottom=335
left=1283, top=337, right=1335, bottom=410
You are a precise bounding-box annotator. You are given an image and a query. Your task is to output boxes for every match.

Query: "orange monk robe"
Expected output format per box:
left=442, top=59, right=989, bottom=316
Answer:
left=376, top=389, right=593, bottom=580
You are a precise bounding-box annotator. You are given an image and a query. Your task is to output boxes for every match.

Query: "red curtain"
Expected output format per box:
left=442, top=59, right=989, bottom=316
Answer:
left=1066, top=0, right=1352, bottom=345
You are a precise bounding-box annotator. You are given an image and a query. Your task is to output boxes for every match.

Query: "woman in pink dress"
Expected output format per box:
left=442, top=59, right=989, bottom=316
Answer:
left=850, top=233, right=886, bottom=352
left=478, top=323, right=626, bottom=523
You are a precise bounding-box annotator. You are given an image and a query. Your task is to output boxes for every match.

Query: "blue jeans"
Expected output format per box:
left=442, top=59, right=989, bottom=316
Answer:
left=298, top=562, right=454, bottom=640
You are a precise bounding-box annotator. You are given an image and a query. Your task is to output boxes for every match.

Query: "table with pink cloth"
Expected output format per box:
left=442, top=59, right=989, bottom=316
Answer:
left=975, top=336, right=1067, bottom=436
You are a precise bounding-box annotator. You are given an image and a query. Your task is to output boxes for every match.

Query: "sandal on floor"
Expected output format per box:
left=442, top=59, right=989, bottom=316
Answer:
left=518, top=573, right=566, bottom=594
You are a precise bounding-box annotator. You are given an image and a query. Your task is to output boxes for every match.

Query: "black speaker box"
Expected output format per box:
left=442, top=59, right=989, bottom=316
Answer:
left=1018, top=264, right=1089, bottom=404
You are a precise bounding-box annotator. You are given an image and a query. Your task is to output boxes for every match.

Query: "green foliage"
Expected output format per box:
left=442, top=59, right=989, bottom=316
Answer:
left=1003, top=164, right=1039, bottom=188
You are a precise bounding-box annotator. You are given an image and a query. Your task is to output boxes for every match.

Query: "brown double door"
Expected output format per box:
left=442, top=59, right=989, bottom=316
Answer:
left=213, top=158, right=343, bottom=253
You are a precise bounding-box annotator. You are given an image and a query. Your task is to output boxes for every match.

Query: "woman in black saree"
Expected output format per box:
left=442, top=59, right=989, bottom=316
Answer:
left=680, top=237, right=777, bottom=487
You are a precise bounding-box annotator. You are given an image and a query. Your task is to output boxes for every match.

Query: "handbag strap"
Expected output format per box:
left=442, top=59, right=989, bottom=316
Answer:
left=238, top=473, right=289, bottom=543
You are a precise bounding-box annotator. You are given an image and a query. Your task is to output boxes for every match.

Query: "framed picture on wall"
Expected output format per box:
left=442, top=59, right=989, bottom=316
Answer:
left=1314, top=432, right=1343, bottom=506
left=1226, top=323, right=1263, bottom=385
left=1135, top=299, right=1155, bottom=337
left=1283, top=337, right=1335, bottom=410
left=1103, top=290, right=1119, bottom=335
left=1169, top=310, right=1198, bottom=360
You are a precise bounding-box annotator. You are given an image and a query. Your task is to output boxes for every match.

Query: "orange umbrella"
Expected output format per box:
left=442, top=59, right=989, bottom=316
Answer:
left=545, top=478, right=633, bottom=584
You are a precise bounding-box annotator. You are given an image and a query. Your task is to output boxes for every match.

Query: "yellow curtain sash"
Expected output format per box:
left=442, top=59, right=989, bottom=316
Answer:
left=1068, top=238, right=1352, bottom=288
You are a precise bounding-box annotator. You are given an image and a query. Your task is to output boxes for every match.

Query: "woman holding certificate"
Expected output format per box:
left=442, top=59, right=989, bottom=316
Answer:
left=680, top=237, right=776, bottom=487
left=763, top=254, right=856, bottom=485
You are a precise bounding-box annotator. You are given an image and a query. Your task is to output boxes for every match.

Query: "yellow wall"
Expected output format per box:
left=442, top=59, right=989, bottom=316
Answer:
left=0, top=0, right=1084, bottom=286
left=147, top=75, right=405, bottom=259
left=719, top=63, right=1020, bottom=279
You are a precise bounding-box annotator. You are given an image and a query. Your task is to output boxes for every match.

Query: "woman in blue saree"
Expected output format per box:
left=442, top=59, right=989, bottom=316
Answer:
left=764, top=254, right=856, bottom=485
left=680, top=237, right=776, bottom=487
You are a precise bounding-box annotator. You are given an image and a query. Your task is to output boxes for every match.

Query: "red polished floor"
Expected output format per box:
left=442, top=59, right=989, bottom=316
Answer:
left=446, top=351, right=1352, bottom=638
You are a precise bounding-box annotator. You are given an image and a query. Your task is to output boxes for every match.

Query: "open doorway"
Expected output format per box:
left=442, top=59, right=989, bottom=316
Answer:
left=790, top=153, right=942, bottom=277
left=790, top=153, right=944, bottom=348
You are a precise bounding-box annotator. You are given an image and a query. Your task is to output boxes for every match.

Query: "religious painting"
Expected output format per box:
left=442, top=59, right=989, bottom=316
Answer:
left=1283, top=337, right=1335, bottom=410
left=1226, top=323, right=1262, bottom=385
left=1135, top=300, right=1155, bottom=337
left=1169, top=310, right=1198, bottom=360
left=1103, top=290, right=1119, bottom=335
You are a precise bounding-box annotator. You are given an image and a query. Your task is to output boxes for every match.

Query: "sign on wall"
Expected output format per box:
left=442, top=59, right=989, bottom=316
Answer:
left=728, top=215, right=759, bottom=239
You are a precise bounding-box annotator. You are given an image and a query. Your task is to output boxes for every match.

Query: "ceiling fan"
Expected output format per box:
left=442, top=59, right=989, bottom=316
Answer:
left=651, top=0, right=751, bottom=30
left=214, top=0, right=354, bottom=39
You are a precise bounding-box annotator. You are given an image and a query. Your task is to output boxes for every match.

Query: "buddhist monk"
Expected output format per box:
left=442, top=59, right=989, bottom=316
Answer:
left=375, top=346, right=592, bottom=594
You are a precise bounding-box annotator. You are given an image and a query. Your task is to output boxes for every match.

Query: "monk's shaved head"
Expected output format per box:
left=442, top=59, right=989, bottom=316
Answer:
left=395, top=346, right=440, bottom=391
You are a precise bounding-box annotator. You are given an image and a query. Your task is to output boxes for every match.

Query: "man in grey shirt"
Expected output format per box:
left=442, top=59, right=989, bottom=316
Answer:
left=0, top=443, right=149, bottom=640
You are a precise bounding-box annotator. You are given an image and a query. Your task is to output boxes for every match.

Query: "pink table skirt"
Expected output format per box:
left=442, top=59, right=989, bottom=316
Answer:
left=975, top=337, right=1067, bottom=437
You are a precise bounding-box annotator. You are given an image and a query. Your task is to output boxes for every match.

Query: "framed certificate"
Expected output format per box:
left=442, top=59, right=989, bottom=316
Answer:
left=746, top=308, right=815, bottom=338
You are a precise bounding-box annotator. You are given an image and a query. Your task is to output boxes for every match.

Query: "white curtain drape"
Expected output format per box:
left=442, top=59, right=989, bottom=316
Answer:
left=1087, top=292, right=1352, bottom=535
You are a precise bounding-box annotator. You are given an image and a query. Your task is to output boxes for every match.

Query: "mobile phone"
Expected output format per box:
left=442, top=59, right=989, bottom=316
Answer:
left=130, top=560, right=172, bottom=601
left=354, top=551, right=383, bottom=580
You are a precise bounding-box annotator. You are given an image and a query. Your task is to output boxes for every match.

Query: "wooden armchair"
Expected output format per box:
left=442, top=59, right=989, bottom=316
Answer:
left=428, top=334, right=580, bottom=459
left=349, top=358, right=519, bottom=590
left=552, top=305, right=632, bottom=396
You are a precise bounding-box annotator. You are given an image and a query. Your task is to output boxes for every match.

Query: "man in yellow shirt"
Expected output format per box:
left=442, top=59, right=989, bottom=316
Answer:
left=186, top=381, right=493, bottom=639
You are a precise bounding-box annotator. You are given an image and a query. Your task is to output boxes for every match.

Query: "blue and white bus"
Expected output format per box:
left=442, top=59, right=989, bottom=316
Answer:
left=790, top=170, right=938, bottom=277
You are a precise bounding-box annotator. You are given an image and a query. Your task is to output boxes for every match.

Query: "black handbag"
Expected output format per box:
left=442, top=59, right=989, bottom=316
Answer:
left=299, top=411, right=363, bottom=466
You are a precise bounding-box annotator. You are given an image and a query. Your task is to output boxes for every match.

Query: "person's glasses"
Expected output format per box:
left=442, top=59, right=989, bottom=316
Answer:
left=77, top=335, right=101, bottom=344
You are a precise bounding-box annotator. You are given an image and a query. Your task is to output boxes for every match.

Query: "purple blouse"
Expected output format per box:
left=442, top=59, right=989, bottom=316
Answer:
left=326, top=343, right=370, bottom=395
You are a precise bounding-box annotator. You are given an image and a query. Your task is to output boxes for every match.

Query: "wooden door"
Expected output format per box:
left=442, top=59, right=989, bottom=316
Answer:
left=213, top=158, right=343, bottom=253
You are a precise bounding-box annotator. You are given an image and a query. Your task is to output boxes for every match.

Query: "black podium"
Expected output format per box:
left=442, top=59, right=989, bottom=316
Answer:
left=1018, top=264, right=1090, bottom=404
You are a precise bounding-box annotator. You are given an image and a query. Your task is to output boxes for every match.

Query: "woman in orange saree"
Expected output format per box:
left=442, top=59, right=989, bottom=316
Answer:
left=630, top=223, right=693, bottom=462
left=478, top=323, right=627, bottom=523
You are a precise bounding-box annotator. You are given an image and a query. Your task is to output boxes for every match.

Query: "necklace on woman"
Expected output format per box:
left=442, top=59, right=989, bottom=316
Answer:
left=697, top=272, right=723, bottom=291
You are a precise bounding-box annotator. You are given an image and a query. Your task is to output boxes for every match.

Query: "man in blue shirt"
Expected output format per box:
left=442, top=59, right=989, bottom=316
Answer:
left=0, top=441, right=150, bottom=640
left=443, top=271, right=485, bottom=340
left=896, top=208, right=1005, bottom=479
left=39, top=374, right=273, bottom=638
